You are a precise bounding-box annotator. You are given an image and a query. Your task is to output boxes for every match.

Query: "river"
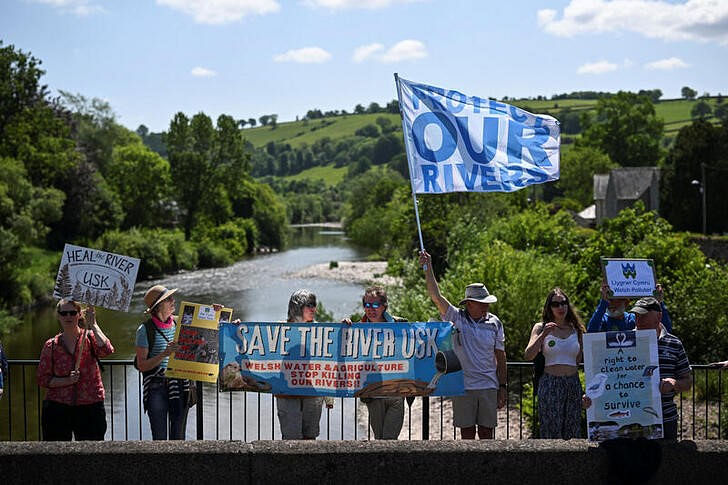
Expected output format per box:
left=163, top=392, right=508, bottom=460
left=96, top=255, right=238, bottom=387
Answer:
left=5, top=226, right=370, bottom=359
left=2, top=226, right=373, bottom=440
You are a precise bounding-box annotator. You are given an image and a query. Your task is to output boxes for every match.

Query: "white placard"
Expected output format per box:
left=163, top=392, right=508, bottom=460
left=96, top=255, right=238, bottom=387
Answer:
left=53, top=244, right=140, bottom=311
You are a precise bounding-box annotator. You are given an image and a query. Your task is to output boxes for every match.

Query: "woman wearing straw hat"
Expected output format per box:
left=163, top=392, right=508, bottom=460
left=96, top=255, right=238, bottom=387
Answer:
left=134, top=285, right=189, bottom=440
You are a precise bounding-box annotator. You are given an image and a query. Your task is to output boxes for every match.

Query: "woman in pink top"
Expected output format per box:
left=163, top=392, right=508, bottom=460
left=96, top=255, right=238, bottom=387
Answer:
left=524, top=288, right=585, bottom=439
left=37, top=298, right=114, bottom=440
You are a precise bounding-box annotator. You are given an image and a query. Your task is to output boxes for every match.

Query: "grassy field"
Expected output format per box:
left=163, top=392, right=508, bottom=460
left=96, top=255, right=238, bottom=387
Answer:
left=243, top=113, right=401, bottom=149
left=282, top=164, right=348, bottom=185
left=247, top=96, right=724, bottom=185
left=244, top=98, right=722, bottom=151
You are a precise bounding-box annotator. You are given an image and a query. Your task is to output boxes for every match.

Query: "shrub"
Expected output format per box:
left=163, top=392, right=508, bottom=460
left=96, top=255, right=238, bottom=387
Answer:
left=196, top=242, right=233, bottom=268
left=94, top=228, right=194, bottom=278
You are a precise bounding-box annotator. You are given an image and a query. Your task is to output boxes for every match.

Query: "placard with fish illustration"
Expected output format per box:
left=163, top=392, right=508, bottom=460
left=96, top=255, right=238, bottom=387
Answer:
left=601, top=258, right=657, bottom=298
left=583, top=329, right=663, bottom=441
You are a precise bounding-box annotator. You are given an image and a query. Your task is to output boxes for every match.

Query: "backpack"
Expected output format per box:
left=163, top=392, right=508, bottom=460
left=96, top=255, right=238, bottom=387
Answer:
left=133, top=319, right=169, bottom=375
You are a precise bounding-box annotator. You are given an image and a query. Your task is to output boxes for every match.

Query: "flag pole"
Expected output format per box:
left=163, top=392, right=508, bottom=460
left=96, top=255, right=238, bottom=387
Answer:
left=394, top=73, right=425, bottom=253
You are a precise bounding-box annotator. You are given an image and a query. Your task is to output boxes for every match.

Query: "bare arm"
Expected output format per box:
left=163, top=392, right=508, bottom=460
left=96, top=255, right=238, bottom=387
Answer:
left=135, top=343, right=177, bottom=373
left=524, top=322, right=558, bottom=361
left=419, top=251, right=452, bottom=317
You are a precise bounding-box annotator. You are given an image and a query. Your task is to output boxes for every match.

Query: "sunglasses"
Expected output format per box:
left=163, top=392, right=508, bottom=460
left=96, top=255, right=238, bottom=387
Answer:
left=363, top=302, right=382, bottom=309
left=550, top=301, right=569, bottom=308
left=58, top=310, right=78, bottom=316
left=304, top=303, right=317, bottom=309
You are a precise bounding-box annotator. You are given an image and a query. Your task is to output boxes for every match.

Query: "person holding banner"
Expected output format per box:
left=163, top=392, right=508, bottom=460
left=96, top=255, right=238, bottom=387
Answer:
left=135, top=285, right=191, bottom=440
left=37, top=298, right=114, bottom=441
left=276, top=289, right=334, bottom=440
left=583, top=297, right=691, bottom=440
left=587, top=282, right=672, bottom=333
left=419, top=251, right=506, bottom=439
left=524, top=288, right=586, bottom=439
left=343, top=286, right=409, bottom=440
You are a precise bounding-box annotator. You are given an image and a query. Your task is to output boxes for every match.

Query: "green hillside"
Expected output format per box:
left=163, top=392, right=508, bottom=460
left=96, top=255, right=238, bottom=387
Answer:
left=243, top=113, right=401, bottom=148
left=282, top=164, right=348, bottom=185
left=243, top=98, right=722, bottom=150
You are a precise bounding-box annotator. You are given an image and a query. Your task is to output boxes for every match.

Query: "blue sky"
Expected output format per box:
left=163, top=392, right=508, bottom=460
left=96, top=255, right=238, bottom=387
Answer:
left=3, top=0, right=727, bottom=132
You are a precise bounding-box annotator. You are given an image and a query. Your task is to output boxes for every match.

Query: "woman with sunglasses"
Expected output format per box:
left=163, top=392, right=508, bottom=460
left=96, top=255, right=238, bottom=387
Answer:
left=276, top=289, right=334, bottom=439
left=344, top=286, right=408, bottom=439
left=37, top=298, right=114, bottom=440
left=524, top=288, right=586, bottom=439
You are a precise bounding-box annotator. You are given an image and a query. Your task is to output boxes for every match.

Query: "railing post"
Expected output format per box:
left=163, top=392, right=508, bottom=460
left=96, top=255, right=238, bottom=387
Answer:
left=196, top=381, right=204, bottom=440
left=421, top=396, right=429, bottom=440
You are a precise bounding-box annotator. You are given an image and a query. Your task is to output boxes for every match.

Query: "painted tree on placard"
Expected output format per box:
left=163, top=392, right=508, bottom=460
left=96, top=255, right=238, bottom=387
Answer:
left=54, top=264, right=72, bottom=297
left=119, top=277, right=131, bottom=310
left=71, top=281, right=83, bottom=301
left=83, top=288, right=93, bottom=305
left=107, top=282, right=119, bottom=310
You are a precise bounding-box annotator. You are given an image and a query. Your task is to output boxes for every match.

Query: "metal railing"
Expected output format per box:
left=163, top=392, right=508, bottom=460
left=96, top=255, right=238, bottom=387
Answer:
left=1, top=360, right=724, bottom=441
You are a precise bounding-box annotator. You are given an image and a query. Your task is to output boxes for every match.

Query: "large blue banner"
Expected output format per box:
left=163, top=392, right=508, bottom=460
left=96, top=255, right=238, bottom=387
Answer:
left=219, top=321, right=464, bottom=397
left=397, top=77, right=560, bottom=193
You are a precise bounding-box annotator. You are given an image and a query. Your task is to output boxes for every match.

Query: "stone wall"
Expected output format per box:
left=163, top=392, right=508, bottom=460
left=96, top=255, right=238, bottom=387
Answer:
left=1, top=439, right=726, bottom=484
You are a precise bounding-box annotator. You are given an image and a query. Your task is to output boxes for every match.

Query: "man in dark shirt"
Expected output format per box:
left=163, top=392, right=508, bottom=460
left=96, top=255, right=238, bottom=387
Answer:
left=631, top=297, right=691, bottom=440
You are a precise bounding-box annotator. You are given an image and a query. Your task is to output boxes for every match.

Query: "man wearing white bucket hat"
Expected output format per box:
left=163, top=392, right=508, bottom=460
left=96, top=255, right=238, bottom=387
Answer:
left=419, top=251, right=507, bottom=440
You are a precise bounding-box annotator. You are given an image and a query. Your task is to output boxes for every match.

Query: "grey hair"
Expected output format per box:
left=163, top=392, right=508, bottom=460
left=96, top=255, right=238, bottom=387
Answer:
left=287, top=289, right=317, bottom=322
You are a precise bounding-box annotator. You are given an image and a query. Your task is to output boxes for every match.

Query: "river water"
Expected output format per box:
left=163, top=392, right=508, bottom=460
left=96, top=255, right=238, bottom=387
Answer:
left=1, top=227, right=373, bottom=440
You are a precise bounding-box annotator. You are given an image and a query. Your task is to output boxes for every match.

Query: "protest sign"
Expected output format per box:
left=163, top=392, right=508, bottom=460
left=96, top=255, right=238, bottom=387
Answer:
left=218, top=321, right=464, bottom=397
left=53, top=244, right=140, bottom=311
left=396, top=77, right=560, bottom=194
left=601, top=258, right=657, bottom=298
left=583, top=330, right=663, bottom=441
left=165, top=302, right=230, bottom=383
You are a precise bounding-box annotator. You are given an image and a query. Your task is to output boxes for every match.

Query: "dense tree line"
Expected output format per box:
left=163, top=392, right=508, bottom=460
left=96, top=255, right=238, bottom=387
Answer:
left=0, top=41, right=287, bottom=331
left=248, top=116, right=404, bottom=180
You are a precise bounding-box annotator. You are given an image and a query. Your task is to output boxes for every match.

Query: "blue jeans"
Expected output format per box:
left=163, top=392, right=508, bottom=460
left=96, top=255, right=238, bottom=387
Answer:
left=146, top=378, right=188, bottom=440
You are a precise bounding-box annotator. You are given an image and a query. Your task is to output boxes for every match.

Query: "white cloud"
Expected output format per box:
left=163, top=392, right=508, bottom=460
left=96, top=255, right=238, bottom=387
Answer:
left=191, top=66, right=217, bottom=77
left=577, top=60, right=618, bottom=74
left=645, top=56, right=690, bottom=70
left=32, top=0, right=104, bottom=16
left=538, top=0, right=728, bottom=45
left=352, top=43, right=384, bottom=62
left=273, top=47, right=332, bottom=63
left=353, top=39, right=427, bottom=63
left=157, top=0, right=280, bottom=24
left=304, top=0, right=419, bottom=9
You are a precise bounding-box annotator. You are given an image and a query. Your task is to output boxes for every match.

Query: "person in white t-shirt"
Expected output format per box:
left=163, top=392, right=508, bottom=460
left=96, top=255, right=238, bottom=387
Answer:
left=419, top=250, right=507, bottom=439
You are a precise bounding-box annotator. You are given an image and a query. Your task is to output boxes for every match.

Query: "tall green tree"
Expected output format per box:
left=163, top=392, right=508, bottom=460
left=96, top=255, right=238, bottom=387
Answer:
left=579, top=91, right=664, bottom=167
left=557, top=145, right=616, bottom=207
left=661, top=120, right=728, bottom=234
left=681, top=86, right=697, bottom=100
left=107, top=143, right=172, bottom=228
left=691, top=100, right=713, bottom=120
